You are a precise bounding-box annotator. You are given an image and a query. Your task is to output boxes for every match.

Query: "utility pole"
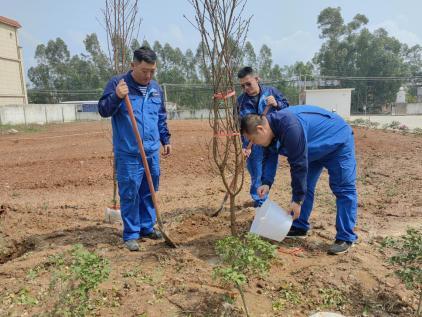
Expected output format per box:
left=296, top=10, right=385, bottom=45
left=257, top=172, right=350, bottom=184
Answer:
left=162, top=83, right=168, bottom=103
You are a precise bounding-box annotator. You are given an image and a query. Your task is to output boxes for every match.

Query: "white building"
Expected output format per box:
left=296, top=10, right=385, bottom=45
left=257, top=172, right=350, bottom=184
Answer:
left=304, top=88, right=354, bottom=118
left=0, top=16, right=27, bottom=106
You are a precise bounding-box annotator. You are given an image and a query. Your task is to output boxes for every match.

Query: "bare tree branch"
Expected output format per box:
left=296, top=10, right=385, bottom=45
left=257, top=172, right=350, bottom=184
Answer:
left=102, top=0, right=142, bottom=74
left=187, top=0, right=251, bottom=234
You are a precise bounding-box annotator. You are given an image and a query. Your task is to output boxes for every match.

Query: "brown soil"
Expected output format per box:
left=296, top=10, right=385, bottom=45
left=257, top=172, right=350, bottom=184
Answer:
left=0, top=120, right=421, bottom=316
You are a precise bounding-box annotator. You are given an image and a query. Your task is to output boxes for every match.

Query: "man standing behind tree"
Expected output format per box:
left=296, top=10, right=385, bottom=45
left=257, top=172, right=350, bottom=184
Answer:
left=98, top=46, right=171, bottom=251
left=237, top=66, right=289, bottom=207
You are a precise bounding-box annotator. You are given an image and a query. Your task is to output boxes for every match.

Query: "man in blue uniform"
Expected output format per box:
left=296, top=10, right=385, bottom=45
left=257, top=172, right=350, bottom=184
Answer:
left=98, top=46, right=171, bottom=251
left=237, top=67, right=289, bottom=207
left=240, top=105, right=358, bottom=255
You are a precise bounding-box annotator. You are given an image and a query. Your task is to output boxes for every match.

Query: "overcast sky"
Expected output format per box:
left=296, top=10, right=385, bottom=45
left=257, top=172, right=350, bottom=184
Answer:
left=3, top=0, right=422, bottom=78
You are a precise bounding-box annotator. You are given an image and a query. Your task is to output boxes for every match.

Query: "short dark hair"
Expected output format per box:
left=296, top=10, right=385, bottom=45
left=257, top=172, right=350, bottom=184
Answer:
left=237, top=66, right=255, bottom=79
left=240, top=114, right=265, bottom=135
left=133, top=46, right=157, bottom=64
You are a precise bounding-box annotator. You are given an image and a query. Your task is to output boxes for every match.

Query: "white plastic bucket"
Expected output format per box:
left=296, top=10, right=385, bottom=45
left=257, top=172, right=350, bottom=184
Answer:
left=249, top=199, right=292, bottom=242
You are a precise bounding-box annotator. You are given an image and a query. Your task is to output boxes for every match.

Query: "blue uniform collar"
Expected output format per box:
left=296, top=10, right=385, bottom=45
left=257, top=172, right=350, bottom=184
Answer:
left=266, top=113, right=281, bottom=148
left=124, top=71, right=158, bottom=97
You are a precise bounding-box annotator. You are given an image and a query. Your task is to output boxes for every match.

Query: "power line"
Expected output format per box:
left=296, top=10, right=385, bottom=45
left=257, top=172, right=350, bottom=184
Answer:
left=26, top=75, right=422, bottom=94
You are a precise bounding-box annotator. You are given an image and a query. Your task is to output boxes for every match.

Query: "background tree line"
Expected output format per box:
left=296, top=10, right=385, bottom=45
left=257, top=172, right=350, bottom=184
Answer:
left=27, top=7, right=422, bottom=113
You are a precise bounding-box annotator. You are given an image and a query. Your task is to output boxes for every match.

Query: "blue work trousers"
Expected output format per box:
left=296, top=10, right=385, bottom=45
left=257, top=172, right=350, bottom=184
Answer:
left=293, top=134, right=358, bottom=242
left=116, top=151, right=160, bottom=241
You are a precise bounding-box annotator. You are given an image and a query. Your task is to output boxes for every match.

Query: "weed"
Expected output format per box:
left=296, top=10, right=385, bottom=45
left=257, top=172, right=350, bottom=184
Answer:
left=319, top=287, right=347, bottom=309
left=122, top=268, right=141, bottom=278
left=272, top=282, right=302, bottom=312
left=389, top=121, right=401, bottom=129
left=0, top=124, right=46, bottom=134
left=413, top=128, right=422, bottom=136
left=386, top=228, right=422, bottom=315
left=47, top=244, right=110, bottom=316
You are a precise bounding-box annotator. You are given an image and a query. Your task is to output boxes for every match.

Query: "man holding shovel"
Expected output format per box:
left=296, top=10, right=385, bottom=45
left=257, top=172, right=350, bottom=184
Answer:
left=237, top=67, right=289, bottom=207
left=240, top=105, right=358, bottom=255
left=98, top=46, right=171, bottom=251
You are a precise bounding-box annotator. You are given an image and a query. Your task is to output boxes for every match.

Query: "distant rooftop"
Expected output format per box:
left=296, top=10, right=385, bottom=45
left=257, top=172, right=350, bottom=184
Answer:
left=0, top=16, right=21, bottom=28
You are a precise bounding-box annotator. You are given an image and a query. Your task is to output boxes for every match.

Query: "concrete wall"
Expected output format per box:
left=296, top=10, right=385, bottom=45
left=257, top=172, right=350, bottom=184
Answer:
left=305, top=89, right=353, bottom=118
left=406, top=103, right=422, bottom=115
left=0, top=104, right=78, bottom=125
left=392, top=103, right=422, bottom=115
left=76, top=111, right=102, bottom=121
left=169, top=109, right=212, bottom=120
left=0, top=104, right=217, bottom=125
left=0, top=104, right=26, bottom=124
left=351, top=115, right=422, bottom=129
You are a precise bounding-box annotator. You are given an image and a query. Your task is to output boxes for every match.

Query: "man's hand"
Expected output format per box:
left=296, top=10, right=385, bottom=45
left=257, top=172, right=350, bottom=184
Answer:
left=257, top=185, right=270, bottom=199
left=290, top=201, right=302, bottom=220
left=116, top=79, right=129, bottom=99
left=162, top=144, right=172, bottom=156
left=265, top=95, right=278, bottom=108
left=242, top=147, right=251, bottom=158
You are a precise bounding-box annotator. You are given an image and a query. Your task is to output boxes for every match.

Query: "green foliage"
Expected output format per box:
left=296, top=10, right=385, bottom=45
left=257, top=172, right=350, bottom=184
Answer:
left=351, top=118, right=366, bottom=125
left=272, top=282, right=302, bottom=312
left=26, top=34, right=299, bottom=108
left=27, top=267, right=40, bottom=280
left=122, top=268, right=141, bottom=278
left=272, top=298, right=285, bottom=312
left=258, top=44, right=273, bottom=80
left=314, top=7, right=419, bottom=113
left=69, top=244, right=110, bottom=294
left=213, top=233, right=276, bottom=316
left=380, top=236, right=397, bottom=249
left=213, top=267, right=247, bottom=287
left=0, top=124, right=46, bottom=134
left=319, top=287, right=347, bottom=308
left=349, top=118, right=379, bottom=129
left=383, top=229, right=421, bottom=315
left=388, top=229, right=422, bottom=290
left=26, top=8, right=421, bottom=112
left=213, top=233, right=276, bottom=283
left=389, top=121, right=401, bottom=129
left=244, top=41, right=257, bottom=71
left=15, top=288, right=39, bottom=306
left=28, top=34, right=112, bottom=103
left=48, top=244, right=110, bottom=317
left=283, top=61, right=315, bottom=81
left=380, top=120, right=403, bottom=130
left=382, top=123, right=391, bottom=130
left=413, top=128, right=422, bottom=136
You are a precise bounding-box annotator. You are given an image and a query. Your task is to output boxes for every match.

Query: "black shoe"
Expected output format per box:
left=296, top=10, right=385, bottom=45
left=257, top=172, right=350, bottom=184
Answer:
left=328, top=240, right=354, bottom=255
left=124, top=239, right=140, bottom=251
left=286, top=226, right=308, bottom=239
left=143, top=228, right=163, bottom=240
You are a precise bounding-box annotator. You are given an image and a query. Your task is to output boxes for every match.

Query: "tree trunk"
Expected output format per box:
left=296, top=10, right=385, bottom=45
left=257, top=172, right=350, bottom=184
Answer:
left=236, top=284, right=250, bottom=317
left=230, top=194, right=237, bottom=236
left=417, top=289, right=421, bottom=316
